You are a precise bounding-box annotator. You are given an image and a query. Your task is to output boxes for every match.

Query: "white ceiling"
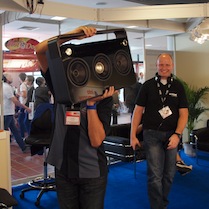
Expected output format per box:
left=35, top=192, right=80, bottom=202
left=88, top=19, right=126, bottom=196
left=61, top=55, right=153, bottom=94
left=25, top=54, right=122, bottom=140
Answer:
left=0, top=0, right=208, bottom=60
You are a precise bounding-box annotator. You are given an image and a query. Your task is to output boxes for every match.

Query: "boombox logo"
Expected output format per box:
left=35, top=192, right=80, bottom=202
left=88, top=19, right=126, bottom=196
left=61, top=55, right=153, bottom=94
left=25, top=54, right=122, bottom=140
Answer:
left=47, top=28, right=136, bottom=104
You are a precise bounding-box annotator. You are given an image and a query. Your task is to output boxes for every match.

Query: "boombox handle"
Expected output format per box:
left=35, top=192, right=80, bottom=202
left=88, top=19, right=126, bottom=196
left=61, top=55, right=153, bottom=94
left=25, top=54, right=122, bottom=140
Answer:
left=46, top=28, right=127, bottom=104
left=58, top=28, right=127, bottom=41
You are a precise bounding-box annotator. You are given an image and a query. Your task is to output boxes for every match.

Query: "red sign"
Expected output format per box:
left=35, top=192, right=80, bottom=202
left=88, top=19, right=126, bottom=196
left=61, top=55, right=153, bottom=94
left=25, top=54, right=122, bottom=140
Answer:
left=5, top=37, right=39, bottom=54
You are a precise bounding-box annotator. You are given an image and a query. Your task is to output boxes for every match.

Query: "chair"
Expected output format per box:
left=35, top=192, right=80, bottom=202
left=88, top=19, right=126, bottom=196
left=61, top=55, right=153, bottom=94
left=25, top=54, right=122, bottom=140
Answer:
left=0, top=188, right=18, bottom=209
left=103, top=123, right=145, bottom=178
left=190, top=127, right=209, bottom=166
left=20, top=103, right=56, bottom=206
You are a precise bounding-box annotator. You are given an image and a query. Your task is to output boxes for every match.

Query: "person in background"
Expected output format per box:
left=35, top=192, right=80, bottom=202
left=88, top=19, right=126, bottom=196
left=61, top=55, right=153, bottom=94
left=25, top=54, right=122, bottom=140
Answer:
left=176, top=152, right=192, bottom=175
left=35, top=25, right=116, bottom=209
left=24, top=75, right=35, bottom=135
left=112, top=91, right=120, bottom=124
left=130, top=53, right=188, bottom=209
left=2, top=72, right=31, bottom=153
left=17, top=72, right=27, bottom=138
left=124, top=73, right=142, bottom=115
left=34, top=76, right=51, bottom=110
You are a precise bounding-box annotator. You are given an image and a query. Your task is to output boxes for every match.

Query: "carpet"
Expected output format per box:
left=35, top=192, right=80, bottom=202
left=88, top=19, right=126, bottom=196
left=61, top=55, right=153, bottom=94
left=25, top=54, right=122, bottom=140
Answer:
left=12, top=150, right=209, bottom=209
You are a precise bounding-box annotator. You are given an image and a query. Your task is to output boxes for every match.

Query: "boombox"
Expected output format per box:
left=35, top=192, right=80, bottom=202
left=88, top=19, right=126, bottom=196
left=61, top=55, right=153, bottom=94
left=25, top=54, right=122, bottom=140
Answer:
left=46, top=28, right=136, bottom=104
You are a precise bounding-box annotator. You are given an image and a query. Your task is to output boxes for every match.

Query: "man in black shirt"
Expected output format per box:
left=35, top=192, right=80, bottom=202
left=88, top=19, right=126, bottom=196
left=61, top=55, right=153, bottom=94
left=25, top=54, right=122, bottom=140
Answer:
left=130, top=53, right=188, bottom=209
left=35, top=26, right=116, bottom=209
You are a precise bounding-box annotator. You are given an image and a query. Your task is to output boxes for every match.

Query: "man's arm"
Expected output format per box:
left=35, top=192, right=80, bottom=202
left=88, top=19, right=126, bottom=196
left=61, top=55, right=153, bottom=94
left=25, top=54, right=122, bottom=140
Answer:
left=35, top=26, right=96, bottom=73
left=130, top=105, right=144, bottom=150
left=175, top=108, right=188, bottom=135
left=87, top=87, right=116, bottom=147
left=11, top=96, right=31, bottom=113
left=167, top=108, right=188, bottom=150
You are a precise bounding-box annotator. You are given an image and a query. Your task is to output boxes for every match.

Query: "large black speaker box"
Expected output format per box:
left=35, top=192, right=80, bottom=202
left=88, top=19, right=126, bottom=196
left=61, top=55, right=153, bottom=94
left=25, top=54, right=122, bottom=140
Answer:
left=46, top=28, right=136, bottom=104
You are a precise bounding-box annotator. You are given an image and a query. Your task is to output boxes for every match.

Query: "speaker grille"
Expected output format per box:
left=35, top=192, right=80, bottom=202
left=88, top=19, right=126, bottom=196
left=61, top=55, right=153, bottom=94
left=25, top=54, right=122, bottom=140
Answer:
left=114, top=50, right=132, bottom=76
left=92, top=53, right=112, bottom=81
left=67, top=58, right=90, bottom=87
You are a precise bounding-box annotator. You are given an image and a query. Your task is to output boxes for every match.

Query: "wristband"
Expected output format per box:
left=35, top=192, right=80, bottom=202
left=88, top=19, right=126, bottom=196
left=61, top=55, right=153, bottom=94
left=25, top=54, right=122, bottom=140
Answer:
left=86, top=104, right=97, bottom=110
left=174, top=132, right=182, bottom=139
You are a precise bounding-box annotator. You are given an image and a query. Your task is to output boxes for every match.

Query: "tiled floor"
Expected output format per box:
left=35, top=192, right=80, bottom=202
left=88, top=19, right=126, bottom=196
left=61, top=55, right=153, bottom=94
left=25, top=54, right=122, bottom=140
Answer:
left=10, top=112, right=131, bottom=185
left=11, top=140, right=54, bottom=186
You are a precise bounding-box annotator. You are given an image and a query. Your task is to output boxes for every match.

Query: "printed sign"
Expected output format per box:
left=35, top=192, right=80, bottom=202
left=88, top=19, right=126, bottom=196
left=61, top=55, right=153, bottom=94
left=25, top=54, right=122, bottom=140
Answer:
left=5, top=37, right=39, bottom=53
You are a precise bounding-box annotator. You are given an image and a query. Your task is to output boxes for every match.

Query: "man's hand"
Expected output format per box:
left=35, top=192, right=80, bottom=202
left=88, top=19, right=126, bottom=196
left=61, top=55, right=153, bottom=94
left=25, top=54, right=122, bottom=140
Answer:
left=87, top=86, right=116, bottom=106
left=73, top=26, right=97, bottom=40
left=131, top=136, right=141, bottom=150
left=167, top=134, right=180, bottom=150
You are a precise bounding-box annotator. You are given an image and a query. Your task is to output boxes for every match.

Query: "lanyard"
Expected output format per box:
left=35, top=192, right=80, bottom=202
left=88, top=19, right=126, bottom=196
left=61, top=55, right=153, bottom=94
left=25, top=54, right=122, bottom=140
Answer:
left=156, top=78, right=173, bottom=105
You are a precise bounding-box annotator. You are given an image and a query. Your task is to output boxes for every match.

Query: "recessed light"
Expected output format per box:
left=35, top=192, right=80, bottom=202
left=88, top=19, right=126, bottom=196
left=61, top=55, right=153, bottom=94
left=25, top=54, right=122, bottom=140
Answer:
left=127, top=26, right=138, bottom=29
left=51, top=16, right=66, bottom=21
left=96, top=2, right=107, bottom=6
left=18, top=26, right=39, bottom=31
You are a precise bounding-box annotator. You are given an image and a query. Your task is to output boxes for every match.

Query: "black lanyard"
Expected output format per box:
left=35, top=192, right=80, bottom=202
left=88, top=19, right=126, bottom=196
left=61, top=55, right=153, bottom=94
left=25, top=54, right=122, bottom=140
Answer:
left=156, top=78, right=173, bottom=106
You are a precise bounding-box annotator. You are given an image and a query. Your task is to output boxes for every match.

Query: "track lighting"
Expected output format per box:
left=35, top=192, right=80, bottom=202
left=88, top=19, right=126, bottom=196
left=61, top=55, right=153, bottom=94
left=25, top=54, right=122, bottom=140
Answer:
left=190, top=18, right=209, bottom=44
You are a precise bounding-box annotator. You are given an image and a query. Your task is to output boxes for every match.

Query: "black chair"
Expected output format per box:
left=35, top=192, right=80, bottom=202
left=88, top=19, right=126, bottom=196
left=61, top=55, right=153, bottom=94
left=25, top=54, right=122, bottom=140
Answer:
left=20, top=103, right=56, bottom=206
left=190, top=127, right=209, bottom=166
left=103, top=123, right=145, bottom=178
left=0, top=188, right=18, bottom=209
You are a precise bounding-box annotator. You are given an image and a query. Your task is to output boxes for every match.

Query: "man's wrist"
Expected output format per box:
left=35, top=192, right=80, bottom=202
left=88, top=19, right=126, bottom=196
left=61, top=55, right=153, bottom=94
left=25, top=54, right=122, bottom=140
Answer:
left=174, top=132, right=182, bottom=139
left=86, top=104, right=97, bottom=110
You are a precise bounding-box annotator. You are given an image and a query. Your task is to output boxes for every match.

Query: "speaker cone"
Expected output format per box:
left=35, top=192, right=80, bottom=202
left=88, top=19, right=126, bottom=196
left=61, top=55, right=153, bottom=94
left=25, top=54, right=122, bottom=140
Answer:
left=114, top=50, right=132, bottom=76
left=93, top=53, right=112, bottom=81
left=67, top=58, right=90, bottom=87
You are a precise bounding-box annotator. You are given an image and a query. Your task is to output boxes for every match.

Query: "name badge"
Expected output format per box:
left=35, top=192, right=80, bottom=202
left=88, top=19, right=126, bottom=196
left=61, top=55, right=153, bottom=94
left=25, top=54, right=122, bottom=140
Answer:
left=158, top=106, right=172, bottom=119
left=65, top=110, right=80, bottom=126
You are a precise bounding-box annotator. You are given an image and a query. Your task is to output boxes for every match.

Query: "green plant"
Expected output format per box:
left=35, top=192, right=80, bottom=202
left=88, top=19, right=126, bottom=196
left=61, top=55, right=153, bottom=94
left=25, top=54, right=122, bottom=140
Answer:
left=179, top=79, right=209, bottom=142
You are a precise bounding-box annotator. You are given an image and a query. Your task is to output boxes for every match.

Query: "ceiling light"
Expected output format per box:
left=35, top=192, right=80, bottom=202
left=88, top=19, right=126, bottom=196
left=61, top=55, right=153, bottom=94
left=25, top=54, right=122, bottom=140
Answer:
left=51, top=16, right=66, bottom=21
left=127, top=26, right=138, bottom=29
left=18, top=26, right=39, bottom=31
left=190, top=18, right=209, bottom=44
left=96, top=2, right=107, bottom=6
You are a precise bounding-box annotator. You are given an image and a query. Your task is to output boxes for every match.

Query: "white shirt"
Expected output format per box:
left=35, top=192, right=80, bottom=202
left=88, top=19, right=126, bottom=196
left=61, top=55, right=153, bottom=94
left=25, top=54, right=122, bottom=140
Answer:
left=3, top=82, right=15, bottom=116
left=19, top=82, right=27, bottom=105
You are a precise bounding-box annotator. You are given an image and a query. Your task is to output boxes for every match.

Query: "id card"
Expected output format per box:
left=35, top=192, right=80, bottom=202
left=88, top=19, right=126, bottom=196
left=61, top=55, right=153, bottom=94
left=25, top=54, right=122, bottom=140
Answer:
left=158, top=106, right=172, bottom=119
left=65, top=110, right=80, bottom=126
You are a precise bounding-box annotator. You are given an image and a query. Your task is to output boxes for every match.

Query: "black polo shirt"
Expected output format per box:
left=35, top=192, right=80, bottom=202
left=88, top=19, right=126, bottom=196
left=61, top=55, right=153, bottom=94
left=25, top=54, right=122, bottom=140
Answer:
left=136, top=77, right=188, bottom=131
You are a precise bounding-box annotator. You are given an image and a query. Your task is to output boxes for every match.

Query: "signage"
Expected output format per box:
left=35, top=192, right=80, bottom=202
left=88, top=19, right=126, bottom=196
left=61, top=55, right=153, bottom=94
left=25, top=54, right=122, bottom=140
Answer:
left=5, top=37, right=39, bottom=53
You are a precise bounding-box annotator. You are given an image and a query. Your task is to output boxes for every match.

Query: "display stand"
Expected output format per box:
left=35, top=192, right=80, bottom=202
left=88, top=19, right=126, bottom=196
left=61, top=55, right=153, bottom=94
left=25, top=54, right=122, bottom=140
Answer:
left=0, top=131, right=11, bottom=193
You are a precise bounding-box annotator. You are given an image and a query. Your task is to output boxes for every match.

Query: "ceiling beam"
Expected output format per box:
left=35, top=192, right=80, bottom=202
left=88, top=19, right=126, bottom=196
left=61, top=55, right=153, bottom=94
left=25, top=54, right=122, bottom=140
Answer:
left=98, top=3, right=209, bottom=21
left=11, top=0, right=97, bottom=21
left=104, top=19, right=186, bottom=32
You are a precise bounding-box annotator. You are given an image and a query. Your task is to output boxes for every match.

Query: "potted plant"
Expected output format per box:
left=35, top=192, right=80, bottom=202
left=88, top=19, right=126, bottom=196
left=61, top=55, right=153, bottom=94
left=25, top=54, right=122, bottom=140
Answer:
left=179, top=79, right=209, bottom=156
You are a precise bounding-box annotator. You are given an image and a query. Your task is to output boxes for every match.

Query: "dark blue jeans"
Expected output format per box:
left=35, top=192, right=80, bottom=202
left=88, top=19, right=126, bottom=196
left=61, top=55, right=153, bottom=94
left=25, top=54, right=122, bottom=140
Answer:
left=24, top=112, right=31, bottom=135
left=55, top=168, right=107, bottom=209
left=4, top=115, right=26, bottom=151
left=18, top=108, right=27, bottom=138
left=143, top=129, right=177, bottom=209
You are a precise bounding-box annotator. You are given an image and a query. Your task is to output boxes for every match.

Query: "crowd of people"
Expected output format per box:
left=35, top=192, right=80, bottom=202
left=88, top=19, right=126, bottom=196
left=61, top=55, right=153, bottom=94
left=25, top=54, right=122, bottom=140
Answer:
left=2, top=72, right=52, bottom=153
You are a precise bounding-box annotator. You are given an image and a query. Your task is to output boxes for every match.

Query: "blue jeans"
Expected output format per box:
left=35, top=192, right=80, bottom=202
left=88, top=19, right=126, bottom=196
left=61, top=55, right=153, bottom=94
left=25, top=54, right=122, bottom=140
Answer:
left=55, top=169, right=107, bottom=209
left=143, top=129, right=177, bottom=209
left=4, top=115, right=26, bottom=151
left=18, top=108, right=27, bottom=138
left=24, top=112, right=31, bottom=135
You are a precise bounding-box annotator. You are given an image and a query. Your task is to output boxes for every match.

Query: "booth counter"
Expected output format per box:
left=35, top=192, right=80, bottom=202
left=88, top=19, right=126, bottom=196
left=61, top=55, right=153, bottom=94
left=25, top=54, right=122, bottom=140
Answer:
left=0, top=131, right=11, bottom=193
